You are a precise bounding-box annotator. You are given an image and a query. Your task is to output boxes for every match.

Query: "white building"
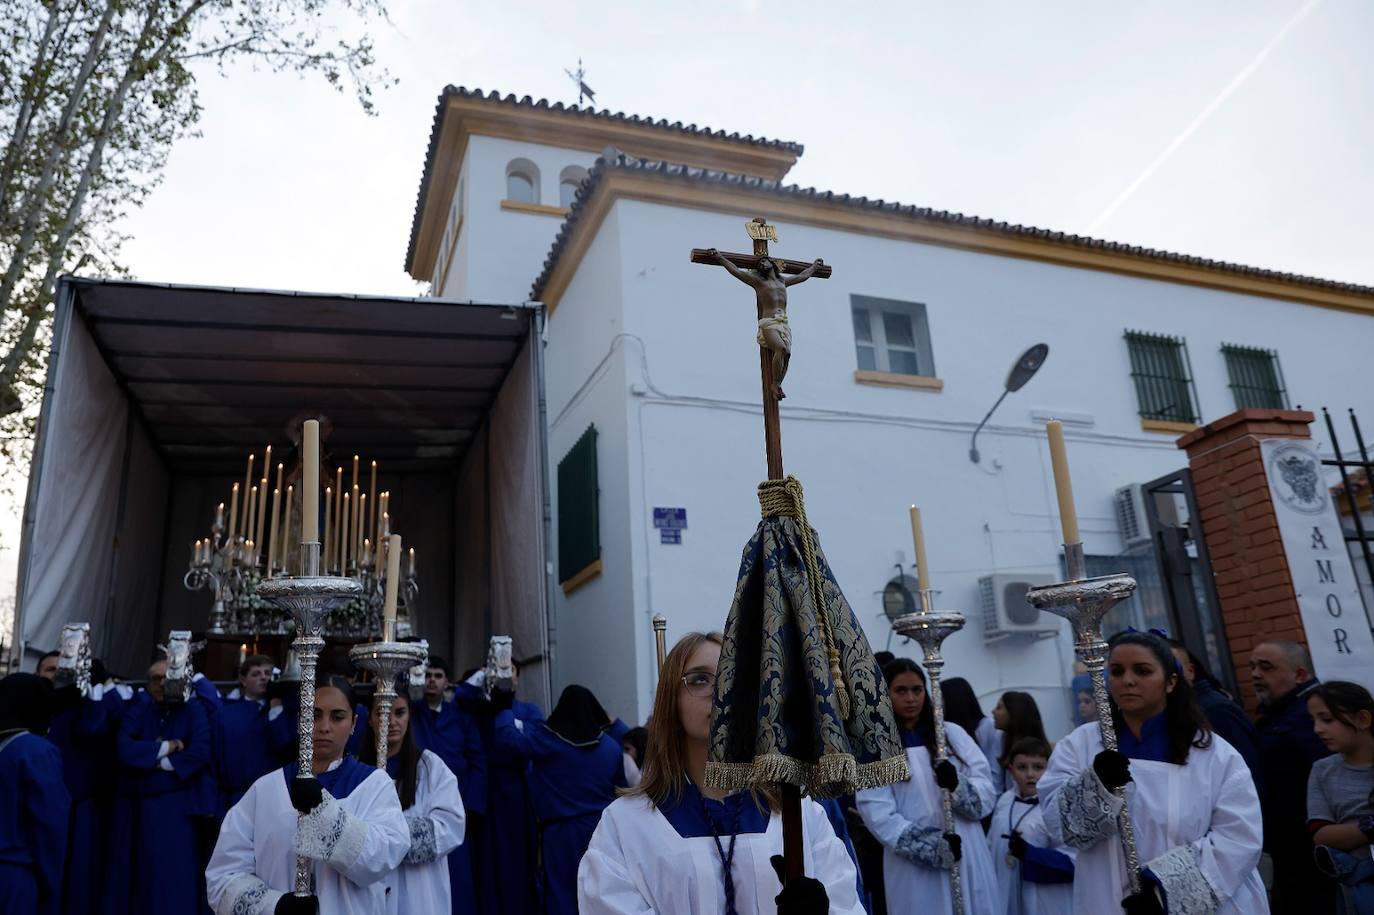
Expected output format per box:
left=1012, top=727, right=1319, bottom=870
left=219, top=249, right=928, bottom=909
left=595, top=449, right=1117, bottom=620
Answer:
left=406, top=87, right=1374, bottom=737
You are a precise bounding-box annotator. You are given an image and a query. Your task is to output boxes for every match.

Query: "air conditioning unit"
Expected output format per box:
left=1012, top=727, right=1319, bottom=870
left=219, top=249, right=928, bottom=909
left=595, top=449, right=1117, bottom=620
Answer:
left=979, top=573, right=1059, bottom=643
left=1115, top=484, right=1152, bottom=551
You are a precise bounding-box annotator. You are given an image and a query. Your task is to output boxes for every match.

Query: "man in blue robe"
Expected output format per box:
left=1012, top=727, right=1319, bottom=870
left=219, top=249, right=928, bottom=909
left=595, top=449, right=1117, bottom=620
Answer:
left=0, top=673, right=72, bottom=915
left=410, top=655, right=487, bottom=915
left=42, top=656, right=124, bottom=915
left=455, top=663, right=545, bottom=915
left=109, top=658, right=213, bottom=915
left=218, top=655, right=293, bottom=811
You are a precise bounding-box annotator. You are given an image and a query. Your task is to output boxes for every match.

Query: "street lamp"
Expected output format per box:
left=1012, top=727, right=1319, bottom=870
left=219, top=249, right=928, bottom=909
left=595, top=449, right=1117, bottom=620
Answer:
left=969, top=343, right=1050, bottom=463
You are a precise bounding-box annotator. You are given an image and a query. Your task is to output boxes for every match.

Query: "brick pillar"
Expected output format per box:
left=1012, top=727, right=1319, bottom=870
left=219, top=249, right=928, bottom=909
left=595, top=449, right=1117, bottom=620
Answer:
left=1177, top=409, right=1316, bottom=712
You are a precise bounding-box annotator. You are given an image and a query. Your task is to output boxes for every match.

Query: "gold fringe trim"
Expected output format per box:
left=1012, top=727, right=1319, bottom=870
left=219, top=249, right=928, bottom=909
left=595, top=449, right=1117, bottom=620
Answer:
left=705, top=751, right=910, bottom=800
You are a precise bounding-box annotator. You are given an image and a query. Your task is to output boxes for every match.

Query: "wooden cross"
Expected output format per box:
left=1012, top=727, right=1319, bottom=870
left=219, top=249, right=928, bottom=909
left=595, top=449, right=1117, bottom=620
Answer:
left=690, top=217, right=832, bottom=884
left=691, top=217, right=830, bottom=482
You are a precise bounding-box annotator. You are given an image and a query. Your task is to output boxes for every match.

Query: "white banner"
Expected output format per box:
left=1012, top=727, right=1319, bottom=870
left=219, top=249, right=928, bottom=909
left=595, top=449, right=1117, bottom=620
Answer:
left=1262, top=438, right=1374, bottom=693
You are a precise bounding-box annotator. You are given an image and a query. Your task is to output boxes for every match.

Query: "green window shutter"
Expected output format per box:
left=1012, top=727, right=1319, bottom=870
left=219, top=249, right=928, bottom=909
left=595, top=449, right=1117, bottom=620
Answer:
left=1222, top=344, right=1288, bottom=410
left=1124, top=330, right=1200, bottom=423
left=557, top=425, right=600, bottom=583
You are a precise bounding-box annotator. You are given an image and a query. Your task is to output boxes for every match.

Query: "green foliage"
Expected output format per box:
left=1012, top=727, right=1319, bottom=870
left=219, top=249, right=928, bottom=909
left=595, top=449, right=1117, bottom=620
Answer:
left=0, top=0, right=394, bottom=469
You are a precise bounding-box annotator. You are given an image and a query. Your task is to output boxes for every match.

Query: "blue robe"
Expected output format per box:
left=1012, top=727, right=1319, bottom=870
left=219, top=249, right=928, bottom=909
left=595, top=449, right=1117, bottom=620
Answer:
left=454, top=683, right=545, bottom=915
left=218, top=698, right=294, bottom=811
left=46, top=689, right=123, bottom=915
left=108, top=694, right=212, bottom=915
left=0, top=732, right=71, bottom=915
left=494, top=710, right=626, bottom=915
left=412, top=697, right=488, bottom=914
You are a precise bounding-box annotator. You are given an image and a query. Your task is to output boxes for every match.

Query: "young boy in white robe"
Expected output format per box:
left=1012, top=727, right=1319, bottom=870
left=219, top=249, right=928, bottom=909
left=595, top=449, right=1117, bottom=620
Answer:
left=1039, top=630, right=1267, bottom=915
left=206, top=677, right=410, bottom=915
left=577, top=632, right=865, bottom=914
left=987, top=737, right=1074, bottom=915
left=359, top=684, right=467, bottom=915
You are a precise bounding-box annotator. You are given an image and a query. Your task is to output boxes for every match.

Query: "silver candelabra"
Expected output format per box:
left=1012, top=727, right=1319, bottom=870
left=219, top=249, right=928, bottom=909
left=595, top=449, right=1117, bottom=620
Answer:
left=350, top=632, right=427, bottom=770
left=891, top=589, right=966, bottom=915
left=1026, top=541, right=1140, bottom=894
left=257, top=541, right=362, bottom=898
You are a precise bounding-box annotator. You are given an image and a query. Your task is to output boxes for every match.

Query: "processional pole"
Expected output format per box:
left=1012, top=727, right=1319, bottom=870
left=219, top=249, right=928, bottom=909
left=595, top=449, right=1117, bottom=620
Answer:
left=258, top=420, right=362, bottom=897
left=892, top=507, right=966, bottom=915
left=652, top=613, right=667, bottom=672
left=1025, top=421, right=1142, bottom=893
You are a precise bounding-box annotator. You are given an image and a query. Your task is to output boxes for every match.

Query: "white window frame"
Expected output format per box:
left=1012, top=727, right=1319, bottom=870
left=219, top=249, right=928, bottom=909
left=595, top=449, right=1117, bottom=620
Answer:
left=850, top=296, right=935, bottom=377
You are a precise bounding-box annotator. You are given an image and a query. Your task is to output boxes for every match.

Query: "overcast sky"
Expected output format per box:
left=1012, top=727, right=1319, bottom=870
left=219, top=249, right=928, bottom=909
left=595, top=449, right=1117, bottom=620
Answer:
left=118, top=0, right=1374, bottom=294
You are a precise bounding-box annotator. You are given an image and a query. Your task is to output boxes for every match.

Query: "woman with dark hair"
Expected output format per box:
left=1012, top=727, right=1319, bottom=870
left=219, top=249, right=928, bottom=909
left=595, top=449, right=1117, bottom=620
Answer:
left=0, top=673, right=71, bottom=915
left=359, top=685, right=466, bottom=914
left=941, top=677, right=1003, bottom=793
left=577, top=631, right=863, bottom=914
left=206, top=676, right=410, bottom=915
left=1039, top=630, right=1266, bottom=913
left=991, top=691, right=1049, bottom=793
left=857, top=659, right=998, bottom=915
left=496, top=683, right=627, bottom=915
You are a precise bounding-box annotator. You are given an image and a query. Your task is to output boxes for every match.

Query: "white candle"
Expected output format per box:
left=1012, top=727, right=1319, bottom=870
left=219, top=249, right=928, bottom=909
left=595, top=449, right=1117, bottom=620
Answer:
left=909, top=506, right=930, bottom=593
left=227, top=483, right=239, bottom=546
left=267, top=488, right=280, bottom=576
left=254, top=476, right=268, bottom=565
left=245, top=485, right=257, bottom=556
left=302, top=420, right=319, bottom=542
left=238, top=643, right=247, bottom=666
left=408, top=547, right=416, bottom=578
left=383, top=533, right=402, bottom=632
left=323, top=487, right=333, bottom=568
left=282, top=485, right=294, bottom=570
left=353, top=487, right=363, bottom=569
left=215, top=502, right=225, bottom=532
left=341, top=492, right=351, bottom=573
left=368, top=460, right=377, bottom=548
left=334, top=467, right=344, bottom=567
left=1046, top=420, right=1081, bottom=544
left=241, top=454, right=255, bottom=539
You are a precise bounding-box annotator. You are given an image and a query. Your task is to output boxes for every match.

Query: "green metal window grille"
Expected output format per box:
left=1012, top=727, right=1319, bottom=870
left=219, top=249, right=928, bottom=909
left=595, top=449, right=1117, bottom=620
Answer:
left=557, top=425, right=600, bottom=583
left=1222, top=344, right=1288, bottom=410
left=1124, top=330, right=1200, bottom=423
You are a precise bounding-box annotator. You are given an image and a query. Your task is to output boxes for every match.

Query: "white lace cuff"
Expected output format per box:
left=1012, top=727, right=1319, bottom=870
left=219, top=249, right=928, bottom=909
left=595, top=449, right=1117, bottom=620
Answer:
left=894, top=824, right=955, bottom=870
left=1054, top=768, right=1125, bottom=848
left=1145, top=845, right=1220, bottom=915
left=950, top=776, right=986, bottom=820
left=403, top=814, right=439, bottom=864
left=214, top=873, right=283, bottom=915
left=294, top=790, right=367, bottom=870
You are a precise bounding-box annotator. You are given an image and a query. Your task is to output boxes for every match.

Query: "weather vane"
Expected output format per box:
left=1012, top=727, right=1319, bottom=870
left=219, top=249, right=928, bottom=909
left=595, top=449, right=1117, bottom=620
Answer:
left=564, top=58, right=596, bottom=106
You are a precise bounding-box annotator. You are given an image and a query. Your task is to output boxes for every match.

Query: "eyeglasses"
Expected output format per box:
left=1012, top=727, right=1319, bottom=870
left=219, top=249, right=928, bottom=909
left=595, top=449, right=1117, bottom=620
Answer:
left=681, top=671, right=717, bottom=697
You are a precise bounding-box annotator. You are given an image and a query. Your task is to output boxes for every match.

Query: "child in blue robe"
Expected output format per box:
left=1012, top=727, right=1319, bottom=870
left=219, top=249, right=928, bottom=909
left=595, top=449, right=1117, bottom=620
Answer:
left=496, top=684, right=627, bottom=915
left=0, top=673, right=72, bottom=915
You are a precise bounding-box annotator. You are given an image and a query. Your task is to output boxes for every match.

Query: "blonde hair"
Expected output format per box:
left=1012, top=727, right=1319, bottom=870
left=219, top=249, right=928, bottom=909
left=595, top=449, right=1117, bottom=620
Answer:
left=626, top=631, right=724, bottom=807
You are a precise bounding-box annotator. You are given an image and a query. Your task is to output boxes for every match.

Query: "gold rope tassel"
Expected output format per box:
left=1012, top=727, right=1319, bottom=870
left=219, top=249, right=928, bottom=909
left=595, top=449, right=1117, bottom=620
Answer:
left=758, top=476, right=851, bottom=721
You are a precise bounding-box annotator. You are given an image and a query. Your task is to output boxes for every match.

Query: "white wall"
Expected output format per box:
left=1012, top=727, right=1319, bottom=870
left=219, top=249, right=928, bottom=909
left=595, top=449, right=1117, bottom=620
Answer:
left=443, top=136, right=598, bottom=302
left=546, top=194, right=1374, bottom=733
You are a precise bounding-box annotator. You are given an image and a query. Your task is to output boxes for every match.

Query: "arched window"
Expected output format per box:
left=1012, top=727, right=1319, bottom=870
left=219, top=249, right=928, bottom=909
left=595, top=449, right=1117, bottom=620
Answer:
left=559, top=165, right=589, bottom=208
left=505, top=158, right=539, bottom=204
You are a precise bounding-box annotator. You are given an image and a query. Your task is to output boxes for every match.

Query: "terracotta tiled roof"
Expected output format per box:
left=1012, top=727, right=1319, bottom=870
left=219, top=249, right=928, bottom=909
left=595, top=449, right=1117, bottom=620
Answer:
left=403, top=87, right=805, bottom=275
left=530, top=152, right=1374, bottom=303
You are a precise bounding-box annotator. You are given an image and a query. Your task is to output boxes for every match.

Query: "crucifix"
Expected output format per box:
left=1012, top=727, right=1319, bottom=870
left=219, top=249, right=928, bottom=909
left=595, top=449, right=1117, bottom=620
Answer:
left=691, top=218, right=830, bottom=481
left=691, top=218, right=831, bottom=885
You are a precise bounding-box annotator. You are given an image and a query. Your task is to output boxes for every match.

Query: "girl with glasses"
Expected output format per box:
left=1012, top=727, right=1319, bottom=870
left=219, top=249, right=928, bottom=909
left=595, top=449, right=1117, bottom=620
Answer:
left=577, top=631, right=866, bottom=914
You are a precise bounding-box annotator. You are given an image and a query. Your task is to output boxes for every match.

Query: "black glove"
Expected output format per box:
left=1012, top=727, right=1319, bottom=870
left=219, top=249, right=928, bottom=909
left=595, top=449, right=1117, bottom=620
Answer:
left=944, top=832, right=962, bottom=862
left=1007, top=831, right=1028, bottom=860
left=1093, top=749, right=1132, bottom=791
left=275, top=894, right=319, bottom=915
left=1359, top=814, right=1374, bottom=843
left=1121, top=886, right=1165, bottom=915
left=770, top=855, right=830, bottom=915
left=288, top=776, right=323, bottom=814
left=489, top=686, right=515, bottom=711
left=933, top=759, right=959, bottom=792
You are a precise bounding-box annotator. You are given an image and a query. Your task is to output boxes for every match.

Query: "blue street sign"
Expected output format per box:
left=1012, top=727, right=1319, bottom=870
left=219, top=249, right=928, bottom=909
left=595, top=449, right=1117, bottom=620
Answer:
left=660, top=529, right=682, bottom=545
left=652, top=507, right=688, bottom=530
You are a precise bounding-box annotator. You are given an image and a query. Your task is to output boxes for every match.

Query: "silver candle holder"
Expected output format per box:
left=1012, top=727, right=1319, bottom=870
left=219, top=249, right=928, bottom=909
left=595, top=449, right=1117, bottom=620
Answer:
left=891, top=589, right=967, bottom=915
left=1026, top=541, right=1140, bottom=893
left=54, top=622, right=91, bottom=696
left=349, top=634, right=426, bottom=770
left=256, top=541, right=362, bottom=897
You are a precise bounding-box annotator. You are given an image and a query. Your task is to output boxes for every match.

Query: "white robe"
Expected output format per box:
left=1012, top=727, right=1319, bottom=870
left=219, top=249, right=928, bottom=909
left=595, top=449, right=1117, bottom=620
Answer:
left=986, top=789, right=1075, bottom=915
left=206, top=763, right=410, bottom=915
left=384, top=750, right=466, bottom=915
left=577, top=792, right=865, bottom=914
left=856, top=723, right=1000, bottom=915
left=1038, top=722, right=1268, bottom=915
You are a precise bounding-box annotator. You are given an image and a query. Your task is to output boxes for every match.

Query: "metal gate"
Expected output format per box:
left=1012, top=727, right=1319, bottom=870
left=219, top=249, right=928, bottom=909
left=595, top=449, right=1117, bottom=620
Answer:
left=1321, top=408, right=1374, bottom=617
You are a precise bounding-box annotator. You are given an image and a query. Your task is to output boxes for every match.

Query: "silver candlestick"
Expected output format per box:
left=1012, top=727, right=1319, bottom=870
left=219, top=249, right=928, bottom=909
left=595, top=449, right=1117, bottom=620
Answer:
left=257, top=541, right=362, bottom=898
left=1026, top=541, right=1140, bottom=893
left=892, top=589, right=966, bottom=915
left=349, top=635, right=426, bottom=770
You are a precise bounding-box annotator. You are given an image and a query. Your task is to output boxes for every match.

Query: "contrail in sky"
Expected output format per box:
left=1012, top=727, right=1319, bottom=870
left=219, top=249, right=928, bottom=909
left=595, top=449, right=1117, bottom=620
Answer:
left=1087, top=0, right=1323, bottom=233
